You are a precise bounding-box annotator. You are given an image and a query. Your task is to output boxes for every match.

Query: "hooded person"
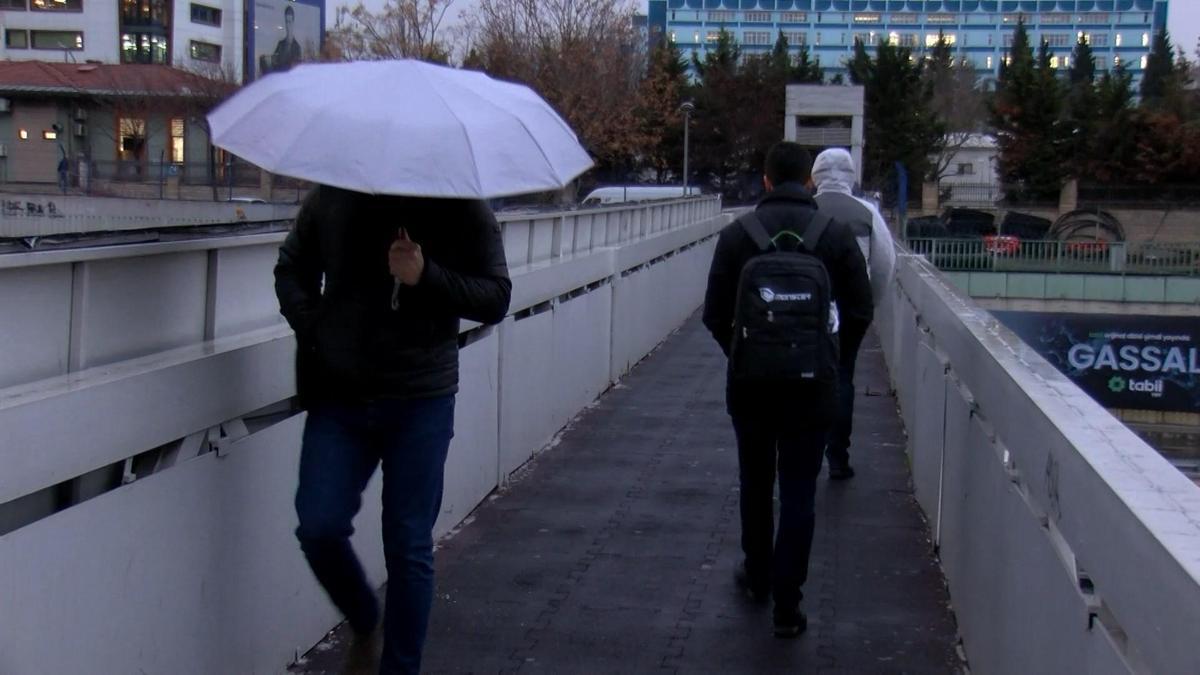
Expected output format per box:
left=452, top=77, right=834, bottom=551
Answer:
left=809, top=148, right=896, bottom=480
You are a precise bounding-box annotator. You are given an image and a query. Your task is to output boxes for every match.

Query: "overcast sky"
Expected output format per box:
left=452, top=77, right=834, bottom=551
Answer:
left=328, top=1, right=1200, bottom=58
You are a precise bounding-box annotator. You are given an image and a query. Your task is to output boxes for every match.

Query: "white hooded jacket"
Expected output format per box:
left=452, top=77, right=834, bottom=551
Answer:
left=811, top=148, right=896, bottom=306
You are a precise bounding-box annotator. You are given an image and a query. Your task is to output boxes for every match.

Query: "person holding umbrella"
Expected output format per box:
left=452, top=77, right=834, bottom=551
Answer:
left=275, top=189, right=510, bottom=673
left=210, top=60, right=593, bottom=674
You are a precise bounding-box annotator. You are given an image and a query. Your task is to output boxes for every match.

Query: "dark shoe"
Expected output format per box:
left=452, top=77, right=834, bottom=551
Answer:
left=734, top=564, right=769, bottom=604
left=347, top=599, right=380, bottom=638
left=773, top=608, right=808, bottom=638
left=828, top=464, right=856, bottom=481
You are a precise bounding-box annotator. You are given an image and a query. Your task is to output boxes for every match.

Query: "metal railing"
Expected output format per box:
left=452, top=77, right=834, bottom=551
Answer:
left=907, top=237, right=1200, bottom=276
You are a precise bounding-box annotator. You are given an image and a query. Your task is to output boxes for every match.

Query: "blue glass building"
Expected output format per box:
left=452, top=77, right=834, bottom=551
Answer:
left=651, top=0, right=1169, bottom=82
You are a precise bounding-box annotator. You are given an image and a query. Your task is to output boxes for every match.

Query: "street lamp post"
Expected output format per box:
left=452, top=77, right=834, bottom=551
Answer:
left=679, top=101, right=694, bottom=197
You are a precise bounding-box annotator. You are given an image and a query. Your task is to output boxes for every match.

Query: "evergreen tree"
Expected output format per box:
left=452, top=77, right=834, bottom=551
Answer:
left=1063, top=34, right=1098, bottom=177
left=1087, top=65, right=1136, bottom=182
left=690, top=29, right=743, bottom=194
left=635, top=40, right=690, bottom=182
left=924, top=31, right=985, bottom=181
left=1141, top=29, right=1178, bottom=108
left=792, top=44, right=824, bottom=83
left=851, top=38, right=942, bottom=191
left=990, top=21, right=1065, bottom=197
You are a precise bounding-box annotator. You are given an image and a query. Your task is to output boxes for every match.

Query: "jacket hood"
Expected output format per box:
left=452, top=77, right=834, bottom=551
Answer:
left=811, top=149, right=857, bottom=196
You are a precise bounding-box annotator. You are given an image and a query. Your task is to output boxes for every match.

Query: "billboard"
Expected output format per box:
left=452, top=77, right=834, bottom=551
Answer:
left=250, top=0, right=324, bottom=80
left=993, top=311, right=1200, bottom=413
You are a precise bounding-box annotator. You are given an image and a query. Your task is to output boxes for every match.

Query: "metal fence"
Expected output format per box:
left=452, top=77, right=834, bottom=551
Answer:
left=907, top=237, right=1200, bottom=276
left=937, top=182, right=1200, bottom=210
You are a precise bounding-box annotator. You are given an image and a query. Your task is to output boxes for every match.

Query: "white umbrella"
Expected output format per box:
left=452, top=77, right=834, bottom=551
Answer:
left=207, top=60, right=593, bottom=198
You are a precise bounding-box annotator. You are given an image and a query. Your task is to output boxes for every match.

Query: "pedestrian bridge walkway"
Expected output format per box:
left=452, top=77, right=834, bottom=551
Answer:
left=291, top=318, right=961, bottom=674
left=2, top=196, right=1197, bottom=675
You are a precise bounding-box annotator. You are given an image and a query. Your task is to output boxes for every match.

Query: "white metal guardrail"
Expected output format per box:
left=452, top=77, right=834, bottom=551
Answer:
left=0, top=196, right=726, bottom=675
left=908, top=237, right=1200, bottom=276
left=877, top=246, right=1200, bottom=675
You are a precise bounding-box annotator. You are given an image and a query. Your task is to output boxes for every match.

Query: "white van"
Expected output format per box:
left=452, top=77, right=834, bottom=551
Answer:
left=580, top=186, right=700, bottom=207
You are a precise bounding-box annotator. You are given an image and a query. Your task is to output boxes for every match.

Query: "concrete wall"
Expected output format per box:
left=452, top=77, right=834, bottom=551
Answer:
left=876, top=249, right=1200, bottom=675
left=0, top=196, right=726, bottom=675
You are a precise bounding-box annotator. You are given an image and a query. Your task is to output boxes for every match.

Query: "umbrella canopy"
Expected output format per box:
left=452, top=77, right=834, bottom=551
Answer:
left=207, top=60, right=593, bottom=198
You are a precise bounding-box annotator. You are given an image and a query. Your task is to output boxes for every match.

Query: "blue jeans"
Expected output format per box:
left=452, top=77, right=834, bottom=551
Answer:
left=826, top=322, right=868, bottom=469
left=731, top=405, right=828, bottom=614
left=295, top=395, right=455, bottom=675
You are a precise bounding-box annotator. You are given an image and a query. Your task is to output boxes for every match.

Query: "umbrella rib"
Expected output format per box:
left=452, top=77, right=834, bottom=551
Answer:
left=461, top=85, right=561, bottom=188
left=418, top=65, right=484, bottom=195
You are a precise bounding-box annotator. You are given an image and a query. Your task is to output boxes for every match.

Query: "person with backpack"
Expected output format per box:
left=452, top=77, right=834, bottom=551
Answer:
left=702, top=142, right=872, bottom=638
left=810, top=148, right=896, bottom=480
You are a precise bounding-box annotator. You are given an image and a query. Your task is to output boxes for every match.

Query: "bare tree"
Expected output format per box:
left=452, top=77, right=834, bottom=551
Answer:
left=461, top=0, right=647, bottom=176
left=77, top=64, right=238, bottom=199
left=924, top=35, right=987, bottom=183
left=327, top=0, right=455, bottom=63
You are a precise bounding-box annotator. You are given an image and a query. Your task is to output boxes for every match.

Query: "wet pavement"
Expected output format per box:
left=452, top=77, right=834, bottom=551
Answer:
left=291, top=315, right=963, bottom=674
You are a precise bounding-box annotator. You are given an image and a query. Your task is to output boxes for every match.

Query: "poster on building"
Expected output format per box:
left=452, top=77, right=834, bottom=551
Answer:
left=992, top=311, right=1200, bottom=413
left=251, top=0, right=324, bottom=80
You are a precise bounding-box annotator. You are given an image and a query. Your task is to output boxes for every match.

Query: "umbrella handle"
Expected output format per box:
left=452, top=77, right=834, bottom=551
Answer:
left=391, top=279, right=401, bottom=311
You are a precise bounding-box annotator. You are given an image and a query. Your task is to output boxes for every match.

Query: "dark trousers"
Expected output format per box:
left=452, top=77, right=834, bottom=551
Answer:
left=826, top=322, right=869, bottom=469
left=295, top=395, right=455, bottom=675
left=731, top=405, right=829, bottom=613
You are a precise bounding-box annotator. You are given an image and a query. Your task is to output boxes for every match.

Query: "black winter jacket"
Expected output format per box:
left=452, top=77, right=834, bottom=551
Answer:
left=274, top=186, right=511, bottom=406
left=701, top=182, right=873, bottom=415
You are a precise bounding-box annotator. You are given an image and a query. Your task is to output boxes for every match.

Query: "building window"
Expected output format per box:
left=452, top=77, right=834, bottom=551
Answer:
left=926, top=14, right=958, bottom=24
left=781, top=12, right=806, bottom=23
left=5, top=29, right=29, bottom=48
left=784, top=31, right=806, bottom=45
left=853, top=13, right=880, bottom=23
left=1115, top=33, right=1122, bottom=46
left=1090, top=33, right=1109, bottom=47
left=0, top=0, right=27, bottom=9
left=189, top=40, right=220, bottom=63
left=692, top=30, right=699, bottom=43
left=1078, top=13, right=1110, bottom=24
left=1002, top=14, right=1024, bottom=24
left=190, top=3, right=220, bottom=26
left=170, top=118, right=185, bottom=163
left=42, top=129, right=57, bottom=140
left=669, top=30, right=676, bottom=43
left=957, top=163, right=974, bottom=176
left=890, top=13, right=917, bottom=24
left=986, top=56, right=994, bottom=69
left=927, top=33, right=956, bottom=47
left=705, top=31, right=719, bottom=42
left=742, top=31, right=771, bottom=45
left=121, top=0, right=171, bottom=26
left=1050, top=55, right=1060, bottom=68
left=1044, top=33, right=1072, bottom=47
left=30, top=30, right=83, bottom=50
left=1041, top=13, right=1071, bottom=24
left=30, top=0, right=82, bottom=10
left=1141, top=55, right=1149, bottom=69
left=122, top=32, right=169, bottom=63
left=745, top=11, right=770, bottom=23
left=18, top=129, right=29, bottom=140
left=1141, top=32, right=1149, bottom=47
left=118, top=117, right=146, bottom=162
left=1113, top=55, right=1121, bottom=66
left=707, top=10, right=733, bottom=23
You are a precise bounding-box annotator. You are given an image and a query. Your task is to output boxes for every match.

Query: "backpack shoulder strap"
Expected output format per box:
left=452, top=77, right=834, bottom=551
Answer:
left=738, top=211, right=773, bottom=253
left=800, top=212, right=832, bottom=253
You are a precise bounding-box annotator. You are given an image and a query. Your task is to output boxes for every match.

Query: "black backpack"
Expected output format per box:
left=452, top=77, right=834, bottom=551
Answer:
left=729, top=210, right=839, bottom=384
